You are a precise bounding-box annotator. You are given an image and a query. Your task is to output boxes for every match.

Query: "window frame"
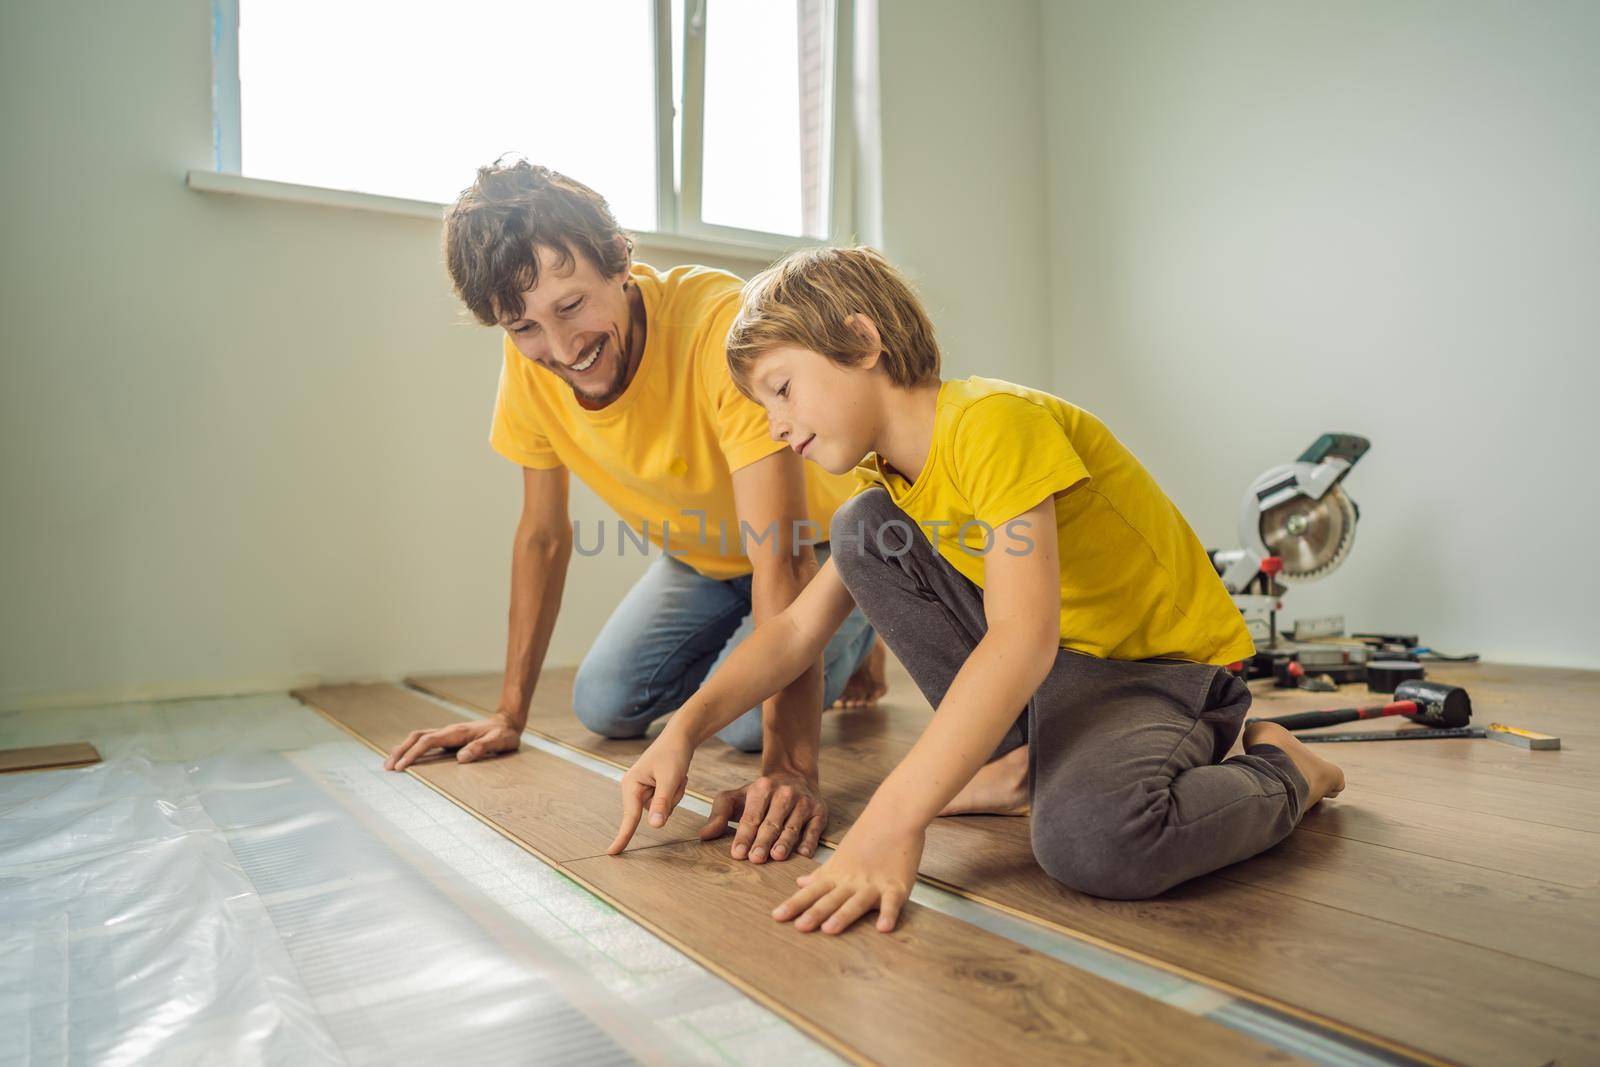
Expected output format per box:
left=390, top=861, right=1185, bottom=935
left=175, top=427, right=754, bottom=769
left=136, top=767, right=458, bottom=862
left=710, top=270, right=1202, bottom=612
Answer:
left=199, top=0, right=857, bottom=257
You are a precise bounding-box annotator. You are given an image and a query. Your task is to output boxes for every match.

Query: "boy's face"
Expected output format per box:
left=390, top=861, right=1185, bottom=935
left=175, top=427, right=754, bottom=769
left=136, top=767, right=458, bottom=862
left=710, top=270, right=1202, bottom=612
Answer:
left=748, top=346, right=878, bottom=476
left=501, top=243, right=634, bottom=407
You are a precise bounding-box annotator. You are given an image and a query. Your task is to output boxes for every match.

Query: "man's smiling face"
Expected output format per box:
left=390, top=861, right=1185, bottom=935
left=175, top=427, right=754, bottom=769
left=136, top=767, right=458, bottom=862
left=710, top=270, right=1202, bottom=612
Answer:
left=502, top=242, right=637, bottom=408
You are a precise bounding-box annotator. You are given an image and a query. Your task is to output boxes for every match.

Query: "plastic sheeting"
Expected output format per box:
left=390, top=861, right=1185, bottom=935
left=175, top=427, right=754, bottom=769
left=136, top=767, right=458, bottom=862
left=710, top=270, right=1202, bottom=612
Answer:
left=0, top=742, right=716, bottom=1066
left=0, top=757, right=344, bottom=1065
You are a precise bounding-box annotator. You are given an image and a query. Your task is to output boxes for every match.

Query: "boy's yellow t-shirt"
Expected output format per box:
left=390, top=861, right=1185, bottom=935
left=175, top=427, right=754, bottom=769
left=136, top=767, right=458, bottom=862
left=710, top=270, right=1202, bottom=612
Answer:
left=490, top=263, right=854, bottom=580
left=851, top=377, right=1254, bottom=665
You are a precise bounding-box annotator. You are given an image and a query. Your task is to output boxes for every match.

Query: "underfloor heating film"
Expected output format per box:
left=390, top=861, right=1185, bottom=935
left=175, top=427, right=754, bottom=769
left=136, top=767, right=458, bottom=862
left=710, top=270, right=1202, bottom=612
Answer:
left=192, top=750, right=649, bottom=1066
left=0, top=750, right=667, bottom=1066
left=0, top=696, right=841, bottom=1067
left=0, top=758, right=341, bottom=1066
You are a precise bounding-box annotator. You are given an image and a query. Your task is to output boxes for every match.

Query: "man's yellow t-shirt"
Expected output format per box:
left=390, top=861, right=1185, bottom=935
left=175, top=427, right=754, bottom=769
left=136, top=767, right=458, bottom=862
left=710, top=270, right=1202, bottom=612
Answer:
left=490, top=263, right=853, bottom=580
left=851, top=377, right=1254, bottom=665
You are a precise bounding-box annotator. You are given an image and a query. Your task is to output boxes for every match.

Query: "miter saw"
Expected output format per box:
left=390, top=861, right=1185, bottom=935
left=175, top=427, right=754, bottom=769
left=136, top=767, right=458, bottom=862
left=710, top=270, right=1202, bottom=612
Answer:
left=1209, top=433, right=1370, bottom=679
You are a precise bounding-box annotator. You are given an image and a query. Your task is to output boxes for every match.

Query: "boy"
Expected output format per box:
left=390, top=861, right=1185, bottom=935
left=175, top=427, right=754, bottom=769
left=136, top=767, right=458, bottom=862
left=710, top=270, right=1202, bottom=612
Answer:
left=608, top=247, right=1344, bottom=933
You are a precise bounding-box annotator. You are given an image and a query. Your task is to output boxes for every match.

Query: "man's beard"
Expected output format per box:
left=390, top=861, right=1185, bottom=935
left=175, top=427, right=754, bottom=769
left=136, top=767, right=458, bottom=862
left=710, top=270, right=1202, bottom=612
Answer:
left=566, top=290, right=638, bottom=407
left=564, top=331, right=632, bottom=406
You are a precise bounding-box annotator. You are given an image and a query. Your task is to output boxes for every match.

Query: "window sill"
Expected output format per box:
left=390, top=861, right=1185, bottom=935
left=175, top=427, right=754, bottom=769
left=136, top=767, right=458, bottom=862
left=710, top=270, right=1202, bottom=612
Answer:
left=185, top=170, right=810, bottom=266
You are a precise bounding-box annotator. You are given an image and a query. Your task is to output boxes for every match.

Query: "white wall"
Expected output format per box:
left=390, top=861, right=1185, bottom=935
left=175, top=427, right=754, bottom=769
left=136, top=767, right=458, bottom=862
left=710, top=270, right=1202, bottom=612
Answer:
left=0, top=0, right=1051, bottom=707
left=1041, top=0, right=1600, bottom=667
left=875, top=0, right=1051, bottom=384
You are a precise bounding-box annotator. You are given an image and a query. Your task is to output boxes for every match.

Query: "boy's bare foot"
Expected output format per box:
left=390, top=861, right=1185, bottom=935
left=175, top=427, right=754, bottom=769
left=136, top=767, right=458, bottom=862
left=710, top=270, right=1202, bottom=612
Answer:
left=1243, top=721, right=1346, bottom=806
left=939, top=744, right=1031, bottom=816
left=833, top=636, right=889, bottom=709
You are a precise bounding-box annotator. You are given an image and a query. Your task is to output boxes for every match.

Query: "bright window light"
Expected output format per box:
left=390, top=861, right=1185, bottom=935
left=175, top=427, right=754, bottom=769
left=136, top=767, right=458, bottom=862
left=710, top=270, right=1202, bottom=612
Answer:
left=230, top=0, right=841, bottom=242
left=237, top=0, right=659, bottom=229
left=703, top=1, right=809, bottom=237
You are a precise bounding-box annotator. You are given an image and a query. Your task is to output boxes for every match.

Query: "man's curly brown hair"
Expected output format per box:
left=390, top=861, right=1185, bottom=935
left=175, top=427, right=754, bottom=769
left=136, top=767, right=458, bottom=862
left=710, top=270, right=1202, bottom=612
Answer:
left=443, top=157, right=634, bottom=326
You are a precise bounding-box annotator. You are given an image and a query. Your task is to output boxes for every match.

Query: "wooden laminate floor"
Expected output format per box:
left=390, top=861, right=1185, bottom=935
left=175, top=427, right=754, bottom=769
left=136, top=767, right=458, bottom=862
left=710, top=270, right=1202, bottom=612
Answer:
left=406, top=660, right=1600, bottom=1066
left=294, top=683, right=1297, bottom=1067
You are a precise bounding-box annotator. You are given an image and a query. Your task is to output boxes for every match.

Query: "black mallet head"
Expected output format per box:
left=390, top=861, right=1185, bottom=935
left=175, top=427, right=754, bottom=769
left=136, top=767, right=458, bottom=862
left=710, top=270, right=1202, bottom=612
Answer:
left=1395, top=680, right=1472, bottom=728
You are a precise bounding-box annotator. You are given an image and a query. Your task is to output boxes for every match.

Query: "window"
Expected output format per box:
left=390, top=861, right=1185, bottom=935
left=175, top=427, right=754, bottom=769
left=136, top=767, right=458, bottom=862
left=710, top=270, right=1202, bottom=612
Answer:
left=212, top=0, right=853, bottom=247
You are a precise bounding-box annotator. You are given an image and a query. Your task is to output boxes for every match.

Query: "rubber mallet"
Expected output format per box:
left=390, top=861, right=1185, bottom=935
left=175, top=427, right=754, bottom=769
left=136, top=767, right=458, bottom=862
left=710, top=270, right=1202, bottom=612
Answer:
left=1250, top=679, right=1472, bottom=732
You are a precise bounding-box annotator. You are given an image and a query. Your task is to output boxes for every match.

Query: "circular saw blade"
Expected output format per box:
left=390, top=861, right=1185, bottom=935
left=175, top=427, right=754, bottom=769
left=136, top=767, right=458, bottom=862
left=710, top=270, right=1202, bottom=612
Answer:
left=1260, top=486, right=1356, bottom=582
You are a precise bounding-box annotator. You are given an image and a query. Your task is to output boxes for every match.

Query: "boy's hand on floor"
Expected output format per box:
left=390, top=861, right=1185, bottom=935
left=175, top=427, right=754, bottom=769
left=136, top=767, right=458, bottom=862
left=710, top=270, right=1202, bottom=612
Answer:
left=771, top=820, right=923, bottom=935
left=383, top=716, right=521, bottom=772
left=701, top=773, right=828, bottom=863
left=609, top=733, right=694, bottom=855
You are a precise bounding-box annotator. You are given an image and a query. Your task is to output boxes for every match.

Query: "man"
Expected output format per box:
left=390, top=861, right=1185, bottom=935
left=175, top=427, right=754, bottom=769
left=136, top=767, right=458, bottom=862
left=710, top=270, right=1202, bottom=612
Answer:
left=384, top=160, right=885, bottom=864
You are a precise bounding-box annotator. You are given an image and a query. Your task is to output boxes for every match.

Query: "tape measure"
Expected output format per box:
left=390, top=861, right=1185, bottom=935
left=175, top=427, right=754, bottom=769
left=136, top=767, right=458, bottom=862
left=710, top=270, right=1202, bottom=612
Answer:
left=1300, top=726, right=1484, bottom=743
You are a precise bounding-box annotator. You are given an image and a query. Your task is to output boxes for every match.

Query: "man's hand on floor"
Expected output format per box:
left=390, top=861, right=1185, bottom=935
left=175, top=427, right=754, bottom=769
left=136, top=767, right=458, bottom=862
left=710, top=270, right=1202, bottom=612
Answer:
left=702, top=772, right=828, bottom=863
left=383, top=716, right=522, bottom=772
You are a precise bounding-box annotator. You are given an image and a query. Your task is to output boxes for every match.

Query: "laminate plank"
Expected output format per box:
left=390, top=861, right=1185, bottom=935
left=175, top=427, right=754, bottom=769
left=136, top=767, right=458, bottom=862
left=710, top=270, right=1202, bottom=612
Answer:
left=302, top=682, right=1294, bottom=1066
left=0, top=741, right=100, bottom=774
left=1331, top=745, right=1599, bottom=795
left=1297, top=793, right=1600, bottom=889
left=408, top=669, right=923, bottom=820
left=408, top=669, right=927, bottom=831
left=292, top=684, right=706, bottom=861
left=1309, top=759, right=1600, bottom=835
left=1216, top=828, right=1600, bottom=978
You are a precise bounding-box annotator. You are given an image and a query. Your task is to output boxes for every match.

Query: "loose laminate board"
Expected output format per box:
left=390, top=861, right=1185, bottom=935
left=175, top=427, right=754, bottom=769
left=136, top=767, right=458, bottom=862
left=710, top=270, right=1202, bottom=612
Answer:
left=293, top=683, right=1295, bottom=1067
left=0, top=741, right=101, bottom=774
left=410, top=664, right=1600, bottom=1065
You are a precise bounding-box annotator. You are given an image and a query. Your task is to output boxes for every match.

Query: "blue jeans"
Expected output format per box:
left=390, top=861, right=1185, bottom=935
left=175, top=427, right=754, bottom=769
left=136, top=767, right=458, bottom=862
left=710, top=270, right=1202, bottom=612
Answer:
left=572, top=544, right=877, bottom=752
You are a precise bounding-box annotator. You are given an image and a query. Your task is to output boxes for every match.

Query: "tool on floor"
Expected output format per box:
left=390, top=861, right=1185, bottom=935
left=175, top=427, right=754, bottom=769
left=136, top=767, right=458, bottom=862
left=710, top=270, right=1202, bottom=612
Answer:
left=1366, top=660, right=1427, bottom=693
left=1208, top=433, right=1369, bottom=672
left=1249, top=679, right=1473, bottom=732
left=1272, top=645, right=1368, bottom=689
left=1353, top=633, right=1480, bottom=663
left=1274, top=658, right=1363, bottom=690
left=1299, top=726, right=1485, bottom=743
left=1487, top=723, right=1561, bottom=750
left=1296, top=673, right=1340, bottom=693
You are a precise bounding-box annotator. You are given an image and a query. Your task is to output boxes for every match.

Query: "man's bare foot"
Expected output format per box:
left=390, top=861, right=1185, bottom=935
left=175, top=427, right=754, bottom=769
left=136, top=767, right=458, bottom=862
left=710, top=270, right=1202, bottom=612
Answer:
left=833, top=636, right=889, bottom=709
left=939, top=744, right=1031, bottom=816
left=1243, top=721, right=1346, bottom=806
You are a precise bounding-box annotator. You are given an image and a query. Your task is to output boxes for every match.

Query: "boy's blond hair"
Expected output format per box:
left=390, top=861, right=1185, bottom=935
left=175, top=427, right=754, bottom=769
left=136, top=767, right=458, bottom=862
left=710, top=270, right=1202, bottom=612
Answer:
left=727, top=246, right=940, bottom=395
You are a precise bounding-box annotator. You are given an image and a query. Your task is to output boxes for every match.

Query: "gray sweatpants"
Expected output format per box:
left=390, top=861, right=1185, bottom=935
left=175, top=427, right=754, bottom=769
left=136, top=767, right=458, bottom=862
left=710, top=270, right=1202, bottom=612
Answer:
left=830, top=489, right=1310, bottom=900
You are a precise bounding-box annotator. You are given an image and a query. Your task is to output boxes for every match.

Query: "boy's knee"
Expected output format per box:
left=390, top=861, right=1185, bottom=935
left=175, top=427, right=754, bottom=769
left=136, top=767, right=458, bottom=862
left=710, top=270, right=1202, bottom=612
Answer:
left=1031, top=817, right=1175, bottom=901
